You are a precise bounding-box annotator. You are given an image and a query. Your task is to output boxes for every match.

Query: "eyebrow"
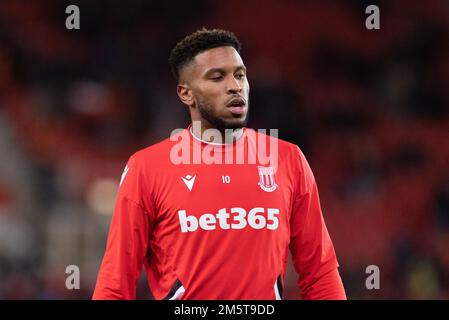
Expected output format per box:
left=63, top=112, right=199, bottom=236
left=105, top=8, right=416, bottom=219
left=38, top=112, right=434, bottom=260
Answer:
left=204, top=65, right=247, bottom=76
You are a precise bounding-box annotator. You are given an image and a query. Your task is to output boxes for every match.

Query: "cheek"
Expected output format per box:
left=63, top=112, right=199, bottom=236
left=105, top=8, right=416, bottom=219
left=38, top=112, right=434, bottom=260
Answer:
left=196, top=84, right=225, bottom=102
left=244, top=78, right=250, bottom=90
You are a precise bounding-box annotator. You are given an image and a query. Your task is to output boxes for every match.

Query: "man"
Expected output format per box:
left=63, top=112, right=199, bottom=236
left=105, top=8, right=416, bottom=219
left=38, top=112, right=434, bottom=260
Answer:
left=93, top=28, right=346, bottom=300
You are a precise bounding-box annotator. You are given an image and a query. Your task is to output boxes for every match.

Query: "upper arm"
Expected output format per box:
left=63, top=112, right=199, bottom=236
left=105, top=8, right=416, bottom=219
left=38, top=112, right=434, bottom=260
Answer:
left=93, top=155, right=154, bottom=300
left=289, top=146, right=341, bottom=298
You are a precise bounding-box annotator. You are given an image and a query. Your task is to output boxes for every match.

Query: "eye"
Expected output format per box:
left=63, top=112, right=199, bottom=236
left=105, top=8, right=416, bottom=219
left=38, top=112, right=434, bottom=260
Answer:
left=235, top=73, right=246, bottom=79
left=210, top=75, right=223, bottom=81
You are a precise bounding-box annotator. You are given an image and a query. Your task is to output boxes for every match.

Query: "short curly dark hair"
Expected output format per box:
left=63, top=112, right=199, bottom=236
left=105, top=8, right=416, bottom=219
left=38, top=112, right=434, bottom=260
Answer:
left=169, top=28, right=242, bottom=82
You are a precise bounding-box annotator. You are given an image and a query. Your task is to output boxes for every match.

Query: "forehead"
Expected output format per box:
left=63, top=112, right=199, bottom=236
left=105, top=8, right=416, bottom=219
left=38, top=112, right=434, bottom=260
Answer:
left=183, top=46, right=244, bottom=80
left=194, top=46, right=243, bottom=69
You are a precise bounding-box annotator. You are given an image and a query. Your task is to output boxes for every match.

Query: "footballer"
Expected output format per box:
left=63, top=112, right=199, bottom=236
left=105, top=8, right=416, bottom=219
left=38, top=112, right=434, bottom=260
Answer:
left=93, top=28, right=346, bottom=300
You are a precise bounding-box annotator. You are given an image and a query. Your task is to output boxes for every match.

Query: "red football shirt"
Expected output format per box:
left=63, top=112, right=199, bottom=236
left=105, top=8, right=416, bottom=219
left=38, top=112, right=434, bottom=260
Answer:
left=93, top=126, right=346, bottom=300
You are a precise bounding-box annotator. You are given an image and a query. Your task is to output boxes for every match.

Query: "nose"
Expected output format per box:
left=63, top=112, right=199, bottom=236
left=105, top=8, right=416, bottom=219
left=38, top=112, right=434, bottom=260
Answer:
left=226, top=76, right=242, bottom=94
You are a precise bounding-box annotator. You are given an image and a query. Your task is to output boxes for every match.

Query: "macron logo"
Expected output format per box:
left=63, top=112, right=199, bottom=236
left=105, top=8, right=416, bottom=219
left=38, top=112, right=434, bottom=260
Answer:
left=182, top=174, right=196, bottom=191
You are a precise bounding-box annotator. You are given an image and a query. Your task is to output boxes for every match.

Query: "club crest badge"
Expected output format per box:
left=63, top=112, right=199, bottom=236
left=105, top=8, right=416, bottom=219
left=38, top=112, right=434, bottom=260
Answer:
left=257, top=166, right=278, bottom=192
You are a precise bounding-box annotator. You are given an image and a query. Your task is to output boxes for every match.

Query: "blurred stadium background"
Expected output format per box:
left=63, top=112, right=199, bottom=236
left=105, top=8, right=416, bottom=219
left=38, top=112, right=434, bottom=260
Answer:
left=0, top=0, right=448, bottom=299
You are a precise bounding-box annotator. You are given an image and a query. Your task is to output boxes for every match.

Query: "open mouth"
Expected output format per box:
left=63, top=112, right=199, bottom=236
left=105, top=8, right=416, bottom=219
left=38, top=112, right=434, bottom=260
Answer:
left=226, top=98, right=246, bottom=115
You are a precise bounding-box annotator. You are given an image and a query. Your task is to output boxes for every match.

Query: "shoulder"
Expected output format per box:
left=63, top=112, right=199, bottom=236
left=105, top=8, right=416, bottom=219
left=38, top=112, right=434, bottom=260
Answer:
left=130, top=129, right=188, bottom=168
left=117, top=130, right=188, bottom=206
left=246, top=127, right=304, bottom=159
left=246, top=129, right=314, bottom=188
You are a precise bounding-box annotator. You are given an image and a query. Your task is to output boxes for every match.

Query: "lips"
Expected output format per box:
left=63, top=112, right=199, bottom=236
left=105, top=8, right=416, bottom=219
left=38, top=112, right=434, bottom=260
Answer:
left=226, top=97, right=247, bottom=115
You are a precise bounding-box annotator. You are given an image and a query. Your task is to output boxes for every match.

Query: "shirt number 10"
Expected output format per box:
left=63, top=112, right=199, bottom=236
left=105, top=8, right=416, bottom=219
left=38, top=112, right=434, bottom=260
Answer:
left=222, top=175, right=231, bottom=184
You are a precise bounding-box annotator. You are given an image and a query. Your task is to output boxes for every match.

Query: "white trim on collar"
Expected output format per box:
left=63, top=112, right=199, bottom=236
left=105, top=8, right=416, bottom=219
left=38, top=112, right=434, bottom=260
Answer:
left=189, top=126, right=244, bottom=146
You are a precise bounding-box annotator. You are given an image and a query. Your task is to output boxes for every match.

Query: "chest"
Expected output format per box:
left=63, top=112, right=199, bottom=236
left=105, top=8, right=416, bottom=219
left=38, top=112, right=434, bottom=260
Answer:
left=152, top=163, right=294, bottom=233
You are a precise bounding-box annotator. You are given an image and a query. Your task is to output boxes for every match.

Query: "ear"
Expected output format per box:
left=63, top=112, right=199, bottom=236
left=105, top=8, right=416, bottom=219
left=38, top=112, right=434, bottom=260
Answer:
left=177, top=83, right=194, bottom=107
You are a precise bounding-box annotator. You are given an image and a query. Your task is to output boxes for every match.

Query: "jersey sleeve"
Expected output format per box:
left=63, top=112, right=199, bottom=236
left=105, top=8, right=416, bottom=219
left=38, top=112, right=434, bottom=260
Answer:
left=92, top=155, right=154, bottom=300
left=289, top=146, right=346, bottom=300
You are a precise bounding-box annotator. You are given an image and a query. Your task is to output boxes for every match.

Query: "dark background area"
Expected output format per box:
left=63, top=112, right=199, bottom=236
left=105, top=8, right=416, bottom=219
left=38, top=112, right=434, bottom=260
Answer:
left=0, top=0, right=448, bottom=299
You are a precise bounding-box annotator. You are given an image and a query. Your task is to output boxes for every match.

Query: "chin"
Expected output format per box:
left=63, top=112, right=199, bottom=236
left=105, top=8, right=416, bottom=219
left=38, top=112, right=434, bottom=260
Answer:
left=223, top=119, right=247, bottom=130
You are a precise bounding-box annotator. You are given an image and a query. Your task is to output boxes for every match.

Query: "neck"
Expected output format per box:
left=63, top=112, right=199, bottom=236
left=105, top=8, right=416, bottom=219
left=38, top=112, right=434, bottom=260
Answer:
left=190, top=121, right=243, bottom=145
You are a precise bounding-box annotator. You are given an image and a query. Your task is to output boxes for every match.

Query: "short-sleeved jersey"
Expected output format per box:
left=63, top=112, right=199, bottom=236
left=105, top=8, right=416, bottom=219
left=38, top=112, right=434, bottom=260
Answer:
left=93, top=126, right=343, bottom=300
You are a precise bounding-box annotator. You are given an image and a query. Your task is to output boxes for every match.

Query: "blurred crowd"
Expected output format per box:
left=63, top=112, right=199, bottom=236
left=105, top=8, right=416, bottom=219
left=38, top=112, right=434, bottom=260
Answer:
left=0, top=0, right=448, bottom=299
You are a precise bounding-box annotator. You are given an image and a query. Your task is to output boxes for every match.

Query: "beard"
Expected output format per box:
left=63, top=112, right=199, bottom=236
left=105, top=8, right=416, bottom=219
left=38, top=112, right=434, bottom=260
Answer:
left=196, top=99, right=249, bottom=132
